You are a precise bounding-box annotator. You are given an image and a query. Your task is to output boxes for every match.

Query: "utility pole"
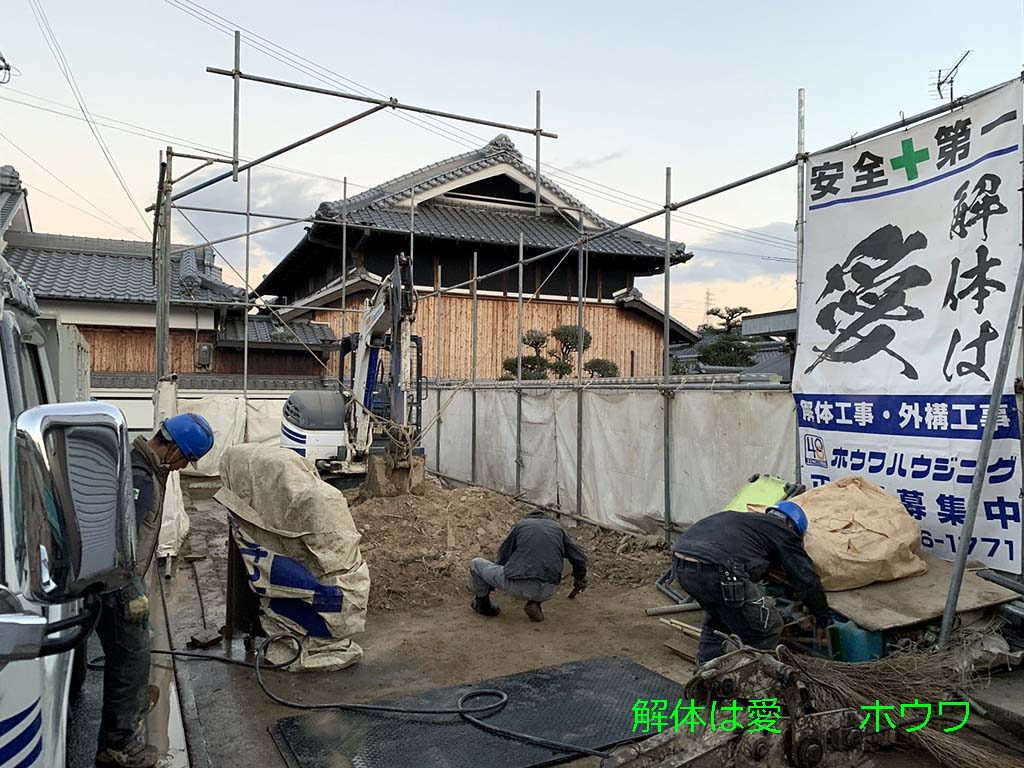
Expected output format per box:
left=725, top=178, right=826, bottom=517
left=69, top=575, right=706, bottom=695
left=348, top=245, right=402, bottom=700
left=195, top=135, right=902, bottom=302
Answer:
left=155, top=148, right=173, bottom=380
left=703, top=289, right=714, bottom=319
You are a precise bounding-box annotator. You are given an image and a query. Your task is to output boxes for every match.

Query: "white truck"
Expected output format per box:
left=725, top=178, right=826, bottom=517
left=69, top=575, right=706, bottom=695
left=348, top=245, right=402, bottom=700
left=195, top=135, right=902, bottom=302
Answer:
left=0, top=253, right=136, bottom=767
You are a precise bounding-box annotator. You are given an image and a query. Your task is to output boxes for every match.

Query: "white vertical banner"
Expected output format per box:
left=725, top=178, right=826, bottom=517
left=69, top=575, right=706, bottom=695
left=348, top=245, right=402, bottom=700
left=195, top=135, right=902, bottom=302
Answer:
left=794, top=81, right=1024, bottom=573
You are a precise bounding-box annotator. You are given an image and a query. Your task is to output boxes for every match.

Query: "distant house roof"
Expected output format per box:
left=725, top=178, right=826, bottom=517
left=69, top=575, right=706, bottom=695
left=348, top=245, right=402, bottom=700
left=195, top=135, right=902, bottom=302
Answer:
left=2, top=231, right=243, bottom=306
left=258, top=134, right=691, bottom=295
left=218, top=314, right=336, bottom=350
left=0, top=165, right=30, bottom=238
left=741, top=308, right=797, bottom=337
left=614, top=288, right=698, bottom=344
left=672, top=337, right=792, bottom=381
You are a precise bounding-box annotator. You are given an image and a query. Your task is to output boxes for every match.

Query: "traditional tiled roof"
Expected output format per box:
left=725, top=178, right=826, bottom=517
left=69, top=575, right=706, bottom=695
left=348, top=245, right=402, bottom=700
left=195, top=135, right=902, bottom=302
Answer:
left=2, top=231, right=243, bottom=305
left=218, top=314, right=336, bottom=348
left=258, top=135, right=690, bottom=294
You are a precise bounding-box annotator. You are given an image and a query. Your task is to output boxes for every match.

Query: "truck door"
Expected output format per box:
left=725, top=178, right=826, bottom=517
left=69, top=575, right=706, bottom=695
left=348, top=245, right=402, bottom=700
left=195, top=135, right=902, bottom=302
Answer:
left=0, top=307, right=70, bottom=768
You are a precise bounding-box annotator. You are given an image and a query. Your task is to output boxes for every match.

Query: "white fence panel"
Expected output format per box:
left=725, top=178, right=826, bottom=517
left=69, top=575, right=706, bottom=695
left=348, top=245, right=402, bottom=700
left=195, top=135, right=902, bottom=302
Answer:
left=438, top=389, right=473, bottom=481
left=475, top=390, right=518, bottom=495
left=581, top=391, right=665, bottom=533
left=669, top=391, right=796, bottom=525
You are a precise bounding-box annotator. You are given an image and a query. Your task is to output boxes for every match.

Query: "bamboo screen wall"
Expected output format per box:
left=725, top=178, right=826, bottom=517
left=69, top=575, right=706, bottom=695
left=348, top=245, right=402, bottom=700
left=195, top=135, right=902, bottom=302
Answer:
left=313, top=293, right=666, bottom=379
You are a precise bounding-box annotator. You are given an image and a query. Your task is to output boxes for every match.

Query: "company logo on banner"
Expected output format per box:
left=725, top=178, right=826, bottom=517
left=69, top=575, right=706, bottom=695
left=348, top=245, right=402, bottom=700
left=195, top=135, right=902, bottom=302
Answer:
left=793, top=81, right=1023, bottom=573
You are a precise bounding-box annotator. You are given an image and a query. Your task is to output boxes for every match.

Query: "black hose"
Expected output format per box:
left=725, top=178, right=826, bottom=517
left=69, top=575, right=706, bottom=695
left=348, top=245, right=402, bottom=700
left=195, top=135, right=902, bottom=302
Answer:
left=90, top=632, right=612, bottom=759
left=253, top=633, right=612, bottom=758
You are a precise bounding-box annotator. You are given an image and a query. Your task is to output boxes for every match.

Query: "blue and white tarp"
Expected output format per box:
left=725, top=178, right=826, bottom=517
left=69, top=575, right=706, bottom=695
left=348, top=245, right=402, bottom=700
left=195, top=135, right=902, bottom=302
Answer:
left=793, top=81, right=1024, bottom=573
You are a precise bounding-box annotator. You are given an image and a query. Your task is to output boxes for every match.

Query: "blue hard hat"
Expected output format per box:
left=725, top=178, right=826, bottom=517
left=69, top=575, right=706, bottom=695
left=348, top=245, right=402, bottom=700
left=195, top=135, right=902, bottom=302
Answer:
left=160, top=413, right=215, bottom=465
left=768, top=500, right=808, bottom=537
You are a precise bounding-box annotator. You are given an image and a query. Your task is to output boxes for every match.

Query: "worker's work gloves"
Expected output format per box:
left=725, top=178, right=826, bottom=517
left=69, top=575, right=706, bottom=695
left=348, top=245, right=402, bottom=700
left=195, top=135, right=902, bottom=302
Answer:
left=127, top=595, right=151, bottom=626
left=567, top=577, right=588, bottom=599
left=122, top=576, right=151, bottom=629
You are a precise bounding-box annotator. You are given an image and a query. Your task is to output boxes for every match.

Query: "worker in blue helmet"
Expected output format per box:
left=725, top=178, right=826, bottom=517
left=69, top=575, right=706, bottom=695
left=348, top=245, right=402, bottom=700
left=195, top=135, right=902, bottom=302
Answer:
left=671, top=499, right=831, bottom=665
left=95, top=413, right=214, bottom=768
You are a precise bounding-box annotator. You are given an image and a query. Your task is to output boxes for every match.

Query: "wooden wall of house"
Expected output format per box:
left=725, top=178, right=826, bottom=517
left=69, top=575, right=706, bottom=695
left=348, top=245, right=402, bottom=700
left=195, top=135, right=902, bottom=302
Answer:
left=313, top=293, right=666, bottom=379
left=77, top=326, right=325, bottom=376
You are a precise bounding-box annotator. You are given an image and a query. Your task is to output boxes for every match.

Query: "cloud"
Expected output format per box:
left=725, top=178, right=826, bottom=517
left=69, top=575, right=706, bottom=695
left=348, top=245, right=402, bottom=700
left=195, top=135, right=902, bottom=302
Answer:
left=561, top=151, right=625, bottom=172
left=677, top=220, right=797, bottom=283
left=169, top=166, right=342, bottom=288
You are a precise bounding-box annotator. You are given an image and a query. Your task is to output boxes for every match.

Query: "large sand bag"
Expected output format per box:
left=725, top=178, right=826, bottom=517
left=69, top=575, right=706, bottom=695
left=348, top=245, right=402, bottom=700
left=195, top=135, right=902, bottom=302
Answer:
left=215, top=444, right=370, bottom=671
left=794, top=476, right=928, bottom=591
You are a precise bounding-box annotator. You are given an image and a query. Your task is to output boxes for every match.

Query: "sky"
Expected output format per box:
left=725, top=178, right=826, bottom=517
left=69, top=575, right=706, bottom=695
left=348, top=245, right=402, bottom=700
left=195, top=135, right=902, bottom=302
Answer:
left=1, top=0, right=1021, bottom=328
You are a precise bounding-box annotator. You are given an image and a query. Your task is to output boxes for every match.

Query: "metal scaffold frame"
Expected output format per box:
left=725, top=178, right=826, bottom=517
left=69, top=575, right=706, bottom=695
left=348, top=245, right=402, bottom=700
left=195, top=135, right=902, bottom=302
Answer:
left=150, top=32, right=1021, bottom=607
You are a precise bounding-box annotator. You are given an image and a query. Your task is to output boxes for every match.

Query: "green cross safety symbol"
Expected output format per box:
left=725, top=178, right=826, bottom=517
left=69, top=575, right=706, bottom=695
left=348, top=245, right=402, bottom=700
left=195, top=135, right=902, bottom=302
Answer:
left=890, top=138, right=930, bottom=181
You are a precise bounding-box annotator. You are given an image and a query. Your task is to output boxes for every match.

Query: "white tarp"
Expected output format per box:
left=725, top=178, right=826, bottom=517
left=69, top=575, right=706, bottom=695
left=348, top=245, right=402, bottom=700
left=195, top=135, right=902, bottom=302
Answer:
left=437, top=389, right=473, bottom=482
left=520, top=392, right=559, bottom=507
left=793, top=81, right=1024, bottom=573
left=475, top=390, right=518, bottom=495
left=153, top=381, right=189, bottom=557
left=178, top=396, right=245, bottom=478
left=245, top=399, right=285, bottom=446
left=581, top=391, right=664, bottom=533
left=216, top=444, right=369, bottom=671
left=670, top=391, right=796, bottom=526
left=426, top=386, right=796, bottom=534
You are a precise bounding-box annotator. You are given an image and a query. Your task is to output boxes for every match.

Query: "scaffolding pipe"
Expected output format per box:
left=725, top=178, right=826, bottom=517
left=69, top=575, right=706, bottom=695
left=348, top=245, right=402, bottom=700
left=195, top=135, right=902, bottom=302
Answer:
left=939, top=165, right=1024, bottom=649
left=155, top=148, right=173, bottom=380
left=662, top=167, right=673, bottom=545
left=471, top=251, right=478, bottom=484
left=435, top=265, right=443, bottom=473
left=231, top=30, right=240, bottom=182
left=535, top=90, right=541, bottom=218
left=794, top=88, right=806, bottom=484
left=158, top=104, right=387, bottom=207
left=516, top=233, right=524, bottom=496
left=206, top=67, right=559, bottom=139
left=421, top=77, right=1017, bottom=302
left=341, top=176, right=348, bottom=359
left=576, top=212, right=585, bottom=519
left=243, top=168, right=251, bottom=404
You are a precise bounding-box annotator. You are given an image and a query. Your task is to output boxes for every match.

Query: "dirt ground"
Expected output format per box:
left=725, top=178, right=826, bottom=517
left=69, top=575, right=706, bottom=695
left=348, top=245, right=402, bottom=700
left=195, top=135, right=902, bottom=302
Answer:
left=170, top=478, right=689, bottom=767
left=167, top=477, right=1023, bottom=768
left=348, top=478, right=665, bottom=611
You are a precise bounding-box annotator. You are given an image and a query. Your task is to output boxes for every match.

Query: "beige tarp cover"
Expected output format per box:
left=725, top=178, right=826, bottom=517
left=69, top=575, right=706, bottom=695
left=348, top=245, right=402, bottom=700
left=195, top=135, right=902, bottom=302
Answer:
left=216, top=444, right=370, bottom=671
left=795, top=476, right=929, bottom=591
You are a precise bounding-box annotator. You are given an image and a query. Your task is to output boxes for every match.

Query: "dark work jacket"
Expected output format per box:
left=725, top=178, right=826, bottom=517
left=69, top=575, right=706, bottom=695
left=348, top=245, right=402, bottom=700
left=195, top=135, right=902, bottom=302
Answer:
left=674, top=510, right=830, bottom=624
left=495, top=513, right=588, bottom=585
left=131, top=435, right=170, bottom=578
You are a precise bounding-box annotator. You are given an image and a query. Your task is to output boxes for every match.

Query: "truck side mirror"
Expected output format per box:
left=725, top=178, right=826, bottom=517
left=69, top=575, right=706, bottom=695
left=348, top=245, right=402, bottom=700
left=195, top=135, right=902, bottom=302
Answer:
left=12, top=402, right=136, bottom=603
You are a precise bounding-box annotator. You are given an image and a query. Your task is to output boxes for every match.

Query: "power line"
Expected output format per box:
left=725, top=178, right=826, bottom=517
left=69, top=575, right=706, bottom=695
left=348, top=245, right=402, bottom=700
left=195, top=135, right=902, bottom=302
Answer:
left=0, top=128, right=140, bottom=236
left=162, top=0, right=796, bottom=252
left=0, top=89, right=367, bottom=189
left=24, top=183, right=142, bottom=233
left=27, top=0, right=150, bottom=232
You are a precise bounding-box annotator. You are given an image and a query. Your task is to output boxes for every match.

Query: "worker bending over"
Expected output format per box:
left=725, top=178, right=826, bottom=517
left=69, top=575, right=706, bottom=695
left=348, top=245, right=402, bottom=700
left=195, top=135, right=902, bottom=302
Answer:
left=469, top=510, right=588, bottom=622
left=96, top=413, right=215, bottom=768
left=673, top=501, right=830, bottom=664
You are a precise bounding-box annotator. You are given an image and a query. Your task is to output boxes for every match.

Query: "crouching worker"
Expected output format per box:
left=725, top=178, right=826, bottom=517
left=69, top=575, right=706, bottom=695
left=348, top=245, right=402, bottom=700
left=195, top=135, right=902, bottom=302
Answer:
left=468, top=510, right=588, bottom=622
left=96, top=413, right=215, bottom=768
left=673, top=501, right=831, bottom=664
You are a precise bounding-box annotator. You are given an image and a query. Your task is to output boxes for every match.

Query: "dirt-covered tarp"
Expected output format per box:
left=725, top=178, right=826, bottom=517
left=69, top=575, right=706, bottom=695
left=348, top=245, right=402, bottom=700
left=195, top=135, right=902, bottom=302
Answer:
left=216, top=444, right=370, bottom=671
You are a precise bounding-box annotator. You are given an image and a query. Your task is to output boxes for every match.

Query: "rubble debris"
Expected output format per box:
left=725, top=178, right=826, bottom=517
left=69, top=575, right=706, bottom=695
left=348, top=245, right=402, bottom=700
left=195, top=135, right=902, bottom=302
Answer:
left=349, top=478, right=667, bottom=611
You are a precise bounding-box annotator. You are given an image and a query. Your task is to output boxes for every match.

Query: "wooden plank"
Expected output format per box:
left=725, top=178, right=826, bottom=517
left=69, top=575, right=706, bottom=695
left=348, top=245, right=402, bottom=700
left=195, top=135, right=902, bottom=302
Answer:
left=664, top=637, right=699, bottom=662
left=826, top=554, right=1019, bottom=632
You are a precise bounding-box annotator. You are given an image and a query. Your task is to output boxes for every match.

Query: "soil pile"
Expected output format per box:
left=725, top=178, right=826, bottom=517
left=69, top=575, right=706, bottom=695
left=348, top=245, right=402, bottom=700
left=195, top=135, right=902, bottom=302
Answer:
left=349, top=478, right=667, bottom=611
